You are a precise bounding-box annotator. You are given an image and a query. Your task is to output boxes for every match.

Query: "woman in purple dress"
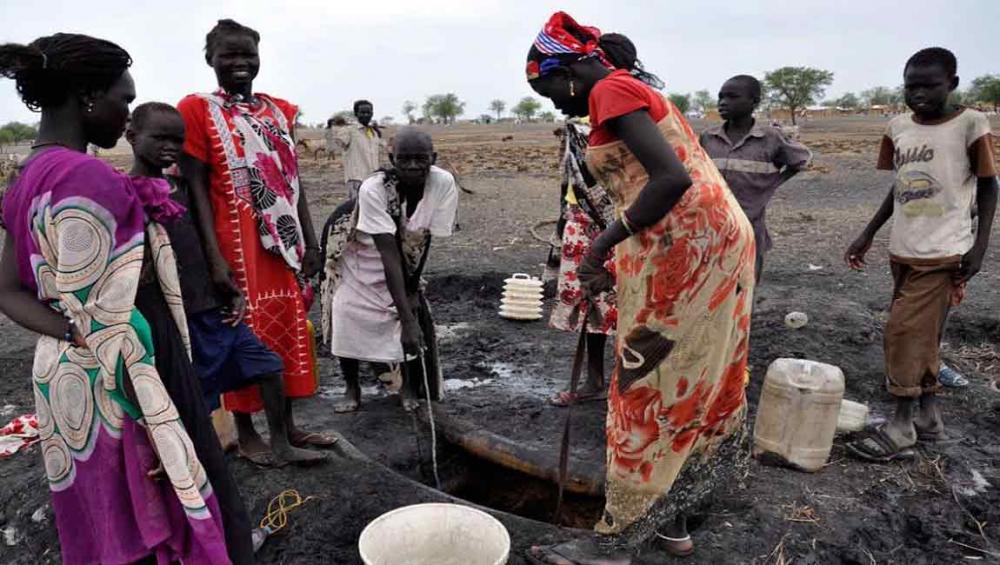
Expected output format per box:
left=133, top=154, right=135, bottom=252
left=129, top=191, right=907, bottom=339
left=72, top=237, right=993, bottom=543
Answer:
left=0, top=33, right=250, bottom=564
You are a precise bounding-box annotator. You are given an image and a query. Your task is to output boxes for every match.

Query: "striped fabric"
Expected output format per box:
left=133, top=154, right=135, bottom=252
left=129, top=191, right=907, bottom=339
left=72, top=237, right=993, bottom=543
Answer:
left=534, top=31, right=578, bottom=54
left=712, top=158, right=781, bottom=175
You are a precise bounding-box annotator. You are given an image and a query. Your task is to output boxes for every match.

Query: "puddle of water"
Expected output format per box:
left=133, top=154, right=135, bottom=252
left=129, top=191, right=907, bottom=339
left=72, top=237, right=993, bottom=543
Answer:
left=317, top=384, right=385, bottom=400
left=443, top=378, right=494, bottom=391
left=459, top=361, right=563, bottom=396
left=436, top=322, right=475, bottom=343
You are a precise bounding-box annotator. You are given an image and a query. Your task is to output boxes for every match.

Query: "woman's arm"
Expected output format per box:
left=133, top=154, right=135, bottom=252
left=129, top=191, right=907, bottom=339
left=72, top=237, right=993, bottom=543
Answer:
left=297, top=183, right=321, bottom=278
left=589, top=109, right=693, bottom=259
left=371, top=233, right=419, bottom=355
left=179, top=154, right=233, bottom=283
left=0, top=233, right=83, bottom=345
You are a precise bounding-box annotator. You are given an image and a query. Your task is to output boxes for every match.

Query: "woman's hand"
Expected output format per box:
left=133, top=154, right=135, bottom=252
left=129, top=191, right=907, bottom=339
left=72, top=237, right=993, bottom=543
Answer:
left=302, top=247, right=322, bottom=279
left=401, top=317, right=423, bottom=357
left=577, top=250, right=615, bottom=297
left=70, top=323, right=88, bottom=349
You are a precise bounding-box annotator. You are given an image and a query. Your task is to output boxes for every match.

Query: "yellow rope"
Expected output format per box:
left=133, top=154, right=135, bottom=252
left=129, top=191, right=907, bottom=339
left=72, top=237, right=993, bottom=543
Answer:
left=259, top=490, right=314, bottom=534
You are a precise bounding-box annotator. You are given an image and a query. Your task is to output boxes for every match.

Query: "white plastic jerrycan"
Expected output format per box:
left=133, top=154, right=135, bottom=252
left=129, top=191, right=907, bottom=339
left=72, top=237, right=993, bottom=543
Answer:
left=499, top=273, right=544, bottom=321
left=753, top=358, right=845, bottom=472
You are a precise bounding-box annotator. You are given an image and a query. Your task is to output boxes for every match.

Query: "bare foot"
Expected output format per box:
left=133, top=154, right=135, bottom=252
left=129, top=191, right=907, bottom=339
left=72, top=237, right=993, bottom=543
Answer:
left=272, top=443, right=328, bottom=467
left=914, top=395, right=944, bottom=436
left=881, top=419, right=917, bottom=450
left=401, top=397, right=420, bottom=412
left=334, top=386, right=361, bottom=413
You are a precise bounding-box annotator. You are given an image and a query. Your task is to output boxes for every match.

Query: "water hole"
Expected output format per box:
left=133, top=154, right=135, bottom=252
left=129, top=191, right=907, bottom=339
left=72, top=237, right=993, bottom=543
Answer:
left=413, top=436, right=605, bottom=529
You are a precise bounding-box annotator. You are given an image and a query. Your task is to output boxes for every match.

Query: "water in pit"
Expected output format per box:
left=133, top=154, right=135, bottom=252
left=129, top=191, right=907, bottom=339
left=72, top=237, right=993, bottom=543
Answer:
left=422, top=438, right=605, bottom=529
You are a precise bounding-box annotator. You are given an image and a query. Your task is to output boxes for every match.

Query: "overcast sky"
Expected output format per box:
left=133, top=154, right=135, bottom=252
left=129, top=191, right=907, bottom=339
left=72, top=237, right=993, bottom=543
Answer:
left=1, top=0, right=998, bottom=125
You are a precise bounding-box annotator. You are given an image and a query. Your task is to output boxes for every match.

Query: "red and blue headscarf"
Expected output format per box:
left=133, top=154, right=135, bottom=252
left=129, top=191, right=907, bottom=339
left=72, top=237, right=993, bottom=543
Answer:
left=526, top=12, right=664, bottom=90
left=526, top=12, right=614, bottom=81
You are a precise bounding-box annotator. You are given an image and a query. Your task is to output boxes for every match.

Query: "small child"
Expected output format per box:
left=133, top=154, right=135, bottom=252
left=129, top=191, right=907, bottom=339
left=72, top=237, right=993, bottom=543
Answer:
left=127, top=102, right=325, bottom=467
left=844, top=48, right=997, bottom=462
left=699, top=75, right=812, bottom=282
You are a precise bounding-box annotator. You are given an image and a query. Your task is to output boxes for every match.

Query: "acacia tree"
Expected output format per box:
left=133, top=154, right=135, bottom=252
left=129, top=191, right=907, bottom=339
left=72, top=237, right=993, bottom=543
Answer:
left=971, top=75, right=1000, bottom=112
left=402, top=100, right=417, bottom=124
left=764, top=67, right=834, bottom=124
left=821, top=93, right=859, bottom=110
left=668, top=93, right=691, bottom=114
left=692, top=90, right=716, bottom=114
left=423, top=93, right=465, bottom=124
left=861, top=86, right=899, bottom=109
left=489, top=99, right=506, bottom=121
left=512, top=97, right=542, bottom=121
left=0, top=122, right=38, bottom=152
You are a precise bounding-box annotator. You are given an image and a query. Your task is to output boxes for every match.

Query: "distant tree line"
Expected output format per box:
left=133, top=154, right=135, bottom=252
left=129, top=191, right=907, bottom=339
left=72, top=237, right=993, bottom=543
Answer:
left=391, top=70, right=1000, bottom=128
left=0, top=121, right=38, bottom=151
left=397, top=96, right=558, bottom=125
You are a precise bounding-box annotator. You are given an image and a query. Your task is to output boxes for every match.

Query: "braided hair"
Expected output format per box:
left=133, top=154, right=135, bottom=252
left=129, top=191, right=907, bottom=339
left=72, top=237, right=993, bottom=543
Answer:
left=597, top=33, right=664, bottom=90
left=0, top=33, right=131, bottom=112
left=205, top=19, right=260, bottom=59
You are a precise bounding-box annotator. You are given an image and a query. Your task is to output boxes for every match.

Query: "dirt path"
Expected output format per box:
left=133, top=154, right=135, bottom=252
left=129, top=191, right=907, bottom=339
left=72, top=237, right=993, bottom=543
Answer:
left=2, top=119, right=1000, bottom=564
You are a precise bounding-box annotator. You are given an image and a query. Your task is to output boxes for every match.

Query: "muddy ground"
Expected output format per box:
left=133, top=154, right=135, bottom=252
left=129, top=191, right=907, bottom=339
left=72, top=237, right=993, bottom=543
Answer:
left=2, top=118, right=1000, bottom=564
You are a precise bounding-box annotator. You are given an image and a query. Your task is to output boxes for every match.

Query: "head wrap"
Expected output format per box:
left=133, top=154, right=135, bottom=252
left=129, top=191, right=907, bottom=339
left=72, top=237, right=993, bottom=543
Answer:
left=525, top=12, right=664, bottom=90
left=526, top=12, right=613, bottom=81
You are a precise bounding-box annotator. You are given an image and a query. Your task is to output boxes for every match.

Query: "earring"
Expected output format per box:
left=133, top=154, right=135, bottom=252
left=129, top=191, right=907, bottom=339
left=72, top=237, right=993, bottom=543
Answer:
left=85, top=103, right=95, bottom=113
left=570, top=81, right=576, bottom=97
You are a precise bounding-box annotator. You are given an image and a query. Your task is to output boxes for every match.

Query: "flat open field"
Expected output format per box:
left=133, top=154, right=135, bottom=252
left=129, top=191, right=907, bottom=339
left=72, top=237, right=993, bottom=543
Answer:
left=2, top=116, right=1000, bottom=564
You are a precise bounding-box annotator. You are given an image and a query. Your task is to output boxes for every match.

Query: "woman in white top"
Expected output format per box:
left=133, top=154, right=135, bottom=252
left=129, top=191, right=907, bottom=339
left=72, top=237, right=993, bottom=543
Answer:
left=321, top=128, right=458, bottom=411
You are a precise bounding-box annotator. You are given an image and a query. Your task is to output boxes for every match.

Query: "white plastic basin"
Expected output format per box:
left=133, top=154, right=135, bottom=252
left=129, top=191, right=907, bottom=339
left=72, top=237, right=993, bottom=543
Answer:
left=358, top=503, right=511, bottom=565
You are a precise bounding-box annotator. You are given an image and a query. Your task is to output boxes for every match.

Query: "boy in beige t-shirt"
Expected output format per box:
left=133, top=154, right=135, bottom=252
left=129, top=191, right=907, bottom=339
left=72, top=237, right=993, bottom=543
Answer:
left=844, top=47, right=998, bottom=462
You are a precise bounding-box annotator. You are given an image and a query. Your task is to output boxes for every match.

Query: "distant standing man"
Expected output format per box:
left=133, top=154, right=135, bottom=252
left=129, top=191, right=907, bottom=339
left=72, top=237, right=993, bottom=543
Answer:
left=333, top=100, right=386, bottom=200
left=699, top=75, right=812, bottom=284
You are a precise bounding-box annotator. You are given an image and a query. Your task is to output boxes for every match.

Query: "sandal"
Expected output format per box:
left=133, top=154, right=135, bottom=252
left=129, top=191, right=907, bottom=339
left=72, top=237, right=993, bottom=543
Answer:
left=915, top=426, right=961, bottom=445
left=655, top=533, right=694, bottom=558
left=526, top=540, right=631, bottom=565
left=289, top=430, right=339, bottom=449
left=548, top=390, right=608, bottom=407
left=238, top=447, right=277, bottom=468
left=845, top=427, right=916, bottom=463
left=938, top=364, right=969, bottom=388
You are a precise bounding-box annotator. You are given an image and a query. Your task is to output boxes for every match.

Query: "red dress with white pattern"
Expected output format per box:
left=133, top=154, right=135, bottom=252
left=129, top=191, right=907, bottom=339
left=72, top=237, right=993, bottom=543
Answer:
left=178, top=92, right=316, bottom=413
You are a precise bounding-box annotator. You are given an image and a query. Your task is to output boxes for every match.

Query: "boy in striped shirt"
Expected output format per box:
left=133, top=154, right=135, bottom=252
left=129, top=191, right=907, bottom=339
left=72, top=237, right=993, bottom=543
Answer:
left=699, top=75, right=812, bottom=283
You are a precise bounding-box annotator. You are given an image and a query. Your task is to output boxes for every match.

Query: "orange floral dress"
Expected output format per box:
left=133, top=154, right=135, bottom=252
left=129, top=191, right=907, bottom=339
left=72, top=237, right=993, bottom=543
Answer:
left=585, top=73, right=755, bottom=538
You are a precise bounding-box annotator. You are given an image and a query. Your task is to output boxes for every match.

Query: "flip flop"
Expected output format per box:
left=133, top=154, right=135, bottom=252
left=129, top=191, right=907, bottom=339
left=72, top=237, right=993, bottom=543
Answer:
left=289, top=431, right=339, bottom=449
left=548, top=390, right=608, bottom=407
left=915, top=427, right=962, bottom=445
left=845, top=427, right=916, bottom=463
left=655, top=533, right=695, bottom=558
left=938, top=364, right=969, bottom=388
left=238, top=447, right=277, bottom=468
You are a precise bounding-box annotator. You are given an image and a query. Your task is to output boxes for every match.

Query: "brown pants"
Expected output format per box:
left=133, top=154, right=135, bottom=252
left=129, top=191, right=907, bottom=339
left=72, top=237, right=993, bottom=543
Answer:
left=884, top=258, right=959, bottom=398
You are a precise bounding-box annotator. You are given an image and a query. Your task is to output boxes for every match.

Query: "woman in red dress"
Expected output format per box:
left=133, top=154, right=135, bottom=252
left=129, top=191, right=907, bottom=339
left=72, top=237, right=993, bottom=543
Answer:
left=178, top=19, right=335, bottom=459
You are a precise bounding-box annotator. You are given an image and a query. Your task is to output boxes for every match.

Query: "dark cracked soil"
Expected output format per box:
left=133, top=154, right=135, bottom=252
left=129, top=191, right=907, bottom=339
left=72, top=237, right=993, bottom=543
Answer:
left=2, top=122, right=1000, bottom=564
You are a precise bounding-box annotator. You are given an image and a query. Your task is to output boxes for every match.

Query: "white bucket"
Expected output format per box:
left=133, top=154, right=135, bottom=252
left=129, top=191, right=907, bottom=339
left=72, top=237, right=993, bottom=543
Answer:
left=359, top=503, right=510, bottom=565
